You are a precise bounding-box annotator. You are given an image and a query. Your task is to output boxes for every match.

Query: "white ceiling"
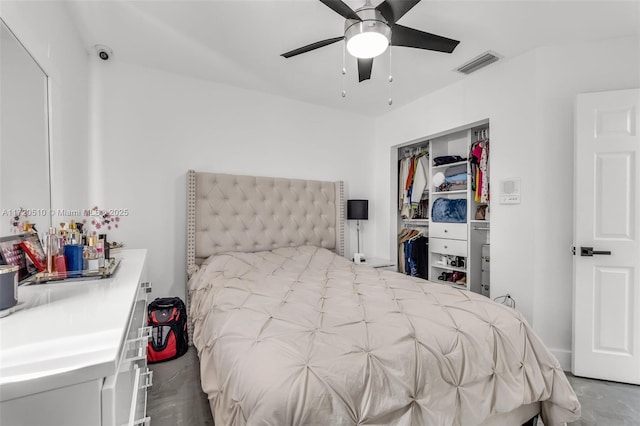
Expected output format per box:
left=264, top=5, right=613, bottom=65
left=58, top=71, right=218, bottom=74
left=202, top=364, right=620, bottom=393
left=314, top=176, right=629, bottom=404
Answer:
left=66, top=0, right=640, bottom=117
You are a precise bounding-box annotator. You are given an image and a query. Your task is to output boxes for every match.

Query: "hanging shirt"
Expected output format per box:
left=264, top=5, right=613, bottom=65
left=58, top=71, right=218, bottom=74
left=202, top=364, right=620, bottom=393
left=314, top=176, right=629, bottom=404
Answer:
left=398, top=158, right=410, bottom=210
left=479, top=141, right=490, bottom=203
left=410, top=155, right=429, bottom=207
left=469, top=142, right=484, bottom=202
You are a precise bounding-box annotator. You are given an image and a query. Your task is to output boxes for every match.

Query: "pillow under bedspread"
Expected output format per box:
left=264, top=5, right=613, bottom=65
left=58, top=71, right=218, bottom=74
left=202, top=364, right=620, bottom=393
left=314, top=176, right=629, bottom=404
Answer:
left=188, top=246, right=580, bottom=426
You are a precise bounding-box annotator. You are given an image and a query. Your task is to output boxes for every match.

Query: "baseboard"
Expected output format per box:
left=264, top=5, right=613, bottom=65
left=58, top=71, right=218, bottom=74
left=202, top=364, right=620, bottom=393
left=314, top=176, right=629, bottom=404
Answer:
left=550, top=348, right=572, bottom=371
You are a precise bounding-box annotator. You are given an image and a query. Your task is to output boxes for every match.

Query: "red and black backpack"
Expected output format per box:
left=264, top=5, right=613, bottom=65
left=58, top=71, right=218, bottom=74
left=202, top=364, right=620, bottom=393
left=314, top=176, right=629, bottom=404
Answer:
left=147, top=297, right=188, bottom=363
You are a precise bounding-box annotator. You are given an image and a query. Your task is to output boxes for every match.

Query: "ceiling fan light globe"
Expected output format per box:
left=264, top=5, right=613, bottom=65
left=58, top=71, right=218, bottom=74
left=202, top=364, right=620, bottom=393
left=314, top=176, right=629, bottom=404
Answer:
left=345, top=20, right=391, bottom=59
left=347, top=32, right=389, bottom=58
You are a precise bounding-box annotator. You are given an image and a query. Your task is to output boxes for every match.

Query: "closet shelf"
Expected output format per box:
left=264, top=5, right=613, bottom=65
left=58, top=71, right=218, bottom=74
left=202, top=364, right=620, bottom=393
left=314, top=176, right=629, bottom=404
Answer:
left=432, top=264, right=467, bottom=273
left=403, top=218, right=429, bottom=226
left=432, top=160, right=467, bottom=170
left=433, top=189, right=467, bottom=195
left=470, top=220, right=490, bottom=231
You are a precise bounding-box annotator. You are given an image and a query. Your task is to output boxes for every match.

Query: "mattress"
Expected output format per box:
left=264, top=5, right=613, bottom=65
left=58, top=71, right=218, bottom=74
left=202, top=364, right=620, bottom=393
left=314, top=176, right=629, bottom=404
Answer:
left=188, top=246, right=580, bottom=425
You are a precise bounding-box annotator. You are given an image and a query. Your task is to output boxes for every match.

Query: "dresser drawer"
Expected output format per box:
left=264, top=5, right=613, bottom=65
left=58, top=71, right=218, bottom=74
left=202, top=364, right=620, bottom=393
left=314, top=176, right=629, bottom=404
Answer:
left=429, top=222, right=467, bottom=240
left=102, top=280, right=152, bottom=426
left=430, top=238, right=467, bottom=257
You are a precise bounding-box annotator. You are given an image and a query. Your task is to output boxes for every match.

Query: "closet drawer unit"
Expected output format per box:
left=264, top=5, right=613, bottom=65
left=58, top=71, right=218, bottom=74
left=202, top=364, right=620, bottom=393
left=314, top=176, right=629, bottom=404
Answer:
left=429, top=222, right=467, bottom=240
left=429, top=238, right=467, bottom=257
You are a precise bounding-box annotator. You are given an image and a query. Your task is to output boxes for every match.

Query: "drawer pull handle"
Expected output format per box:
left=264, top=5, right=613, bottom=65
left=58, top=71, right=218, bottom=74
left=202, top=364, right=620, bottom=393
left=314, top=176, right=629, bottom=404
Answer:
left=141, top=369, right=154, bottom=389
left=140, top=281, right=152, bottom=293
left=444, top=229, right=448, bottom=233
left=126, top=335, right=149, bottom=361
left=139, top=326, right=153, bottom=340
left=132, top=417, right=151, bottom=426
left=444, top=245, right=448, bottom=249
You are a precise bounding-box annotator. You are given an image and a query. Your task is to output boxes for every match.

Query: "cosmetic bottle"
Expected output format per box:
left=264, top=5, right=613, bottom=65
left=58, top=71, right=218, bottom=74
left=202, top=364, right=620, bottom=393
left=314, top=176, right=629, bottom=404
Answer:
left=96, top=238, right=105, bottom=269
left=84, top=236, right=100, bottom=271
left=46, top=227, right=58, bottom=274
left=99, top=234, right=110, bottom=261
left=68, top=221, right=82, bottom=245
left=58, top=223, right=69, bottom=246
left=76, top=222, right=86, bottom=245
left=22, top=222, right=37, bottom=235
left=55, top=253, right=67, bottom=278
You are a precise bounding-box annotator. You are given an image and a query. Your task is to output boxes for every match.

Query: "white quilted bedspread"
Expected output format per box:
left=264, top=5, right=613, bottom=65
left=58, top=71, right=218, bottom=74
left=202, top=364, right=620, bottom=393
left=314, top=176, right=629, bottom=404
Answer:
left=189, top=246, right=580, bottom=426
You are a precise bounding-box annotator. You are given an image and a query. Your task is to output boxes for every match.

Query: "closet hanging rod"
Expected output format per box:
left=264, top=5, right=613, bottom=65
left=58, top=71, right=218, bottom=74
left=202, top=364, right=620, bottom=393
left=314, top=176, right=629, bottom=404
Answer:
left=401, top=145, right=428, bottom=159
left=473, top=226, right=490, bottom=231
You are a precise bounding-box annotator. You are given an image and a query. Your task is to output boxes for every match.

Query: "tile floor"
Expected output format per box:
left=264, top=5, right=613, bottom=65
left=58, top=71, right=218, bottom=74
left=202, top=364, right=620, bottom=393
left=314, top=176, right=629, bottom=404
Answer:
left=148, top=348, right=640, bottom=425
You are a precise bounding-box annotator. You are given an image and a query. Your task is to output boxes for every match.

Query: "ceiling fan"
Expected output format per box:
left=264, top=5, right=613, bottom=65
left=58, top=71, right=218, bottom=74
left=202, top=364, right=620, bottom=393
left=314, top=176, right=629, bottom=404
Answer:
left=281, top=0, right=460, bottom=82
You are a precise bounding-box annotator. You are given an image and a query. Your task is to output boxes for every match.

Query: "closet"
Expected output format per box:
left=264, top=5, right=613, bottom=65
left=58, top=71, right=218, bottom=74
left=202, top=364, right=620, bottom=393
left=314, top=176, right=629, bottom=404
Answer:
left=395, top=121, right=490, bottom=295
left=397, top=143, right=429, bottom=278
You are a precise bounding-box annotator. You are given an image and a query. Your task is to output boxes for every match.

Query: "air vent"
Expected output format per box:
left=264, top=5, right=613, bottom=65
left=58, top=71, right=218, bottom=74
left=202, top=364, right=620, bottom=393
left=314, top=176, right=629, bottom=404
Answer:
left=456, top=51, right=500, bottom=75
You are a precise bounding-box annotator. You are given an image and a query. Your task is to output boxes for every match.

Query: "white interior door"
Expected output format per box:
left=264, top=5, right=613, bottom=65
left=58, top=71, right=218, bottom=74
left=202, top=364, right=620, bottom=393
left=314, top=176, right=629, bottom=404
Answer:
left=573, top=88, right=640, bottom=384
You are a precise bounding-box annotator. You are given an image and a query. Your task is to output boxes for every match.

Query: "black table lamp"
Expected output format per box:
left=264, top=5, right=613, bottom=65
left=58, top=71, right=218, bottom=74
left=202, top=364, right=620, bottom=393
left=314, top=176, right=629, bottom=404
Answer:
left=347, top=199, right=368, bottom=261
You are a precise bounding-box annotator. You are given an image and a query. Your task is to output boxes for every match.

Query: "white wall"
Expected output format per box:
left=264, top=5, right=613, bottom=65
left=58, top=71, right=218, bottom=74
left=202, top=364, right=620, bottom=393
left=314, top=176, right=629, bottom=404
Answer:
left=531, top=37, right=640, bottom=358
left=374, top=36, right=640, bottom=369
left=91, top=60, right=376, bottom=301
left=0, top=1, right=90, bottom=219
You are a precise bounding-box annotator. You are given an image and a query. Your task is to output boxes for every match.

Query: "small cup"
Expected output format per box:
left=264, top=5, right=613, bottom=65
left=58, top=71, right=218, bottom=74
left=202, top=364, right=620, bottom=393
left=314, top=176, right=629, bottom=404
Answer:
left=64, top=244, right=84, bottom=277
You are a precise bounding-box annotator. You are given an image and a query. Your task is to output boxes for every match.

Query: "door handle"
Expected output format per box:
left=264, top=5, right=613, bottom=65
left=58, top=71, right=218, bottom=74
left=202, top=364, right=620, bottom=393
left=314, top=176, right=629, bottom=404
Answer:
left=580, top=246, right=612, bottom=256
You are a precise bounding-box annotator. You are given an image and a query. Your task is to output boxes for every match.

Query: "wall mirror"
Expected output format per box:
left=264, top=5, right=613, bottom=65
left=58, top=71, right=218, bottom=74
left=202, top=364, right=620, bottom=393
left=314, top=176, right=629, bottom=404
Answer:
left=0, top=18, right=52, bottom=237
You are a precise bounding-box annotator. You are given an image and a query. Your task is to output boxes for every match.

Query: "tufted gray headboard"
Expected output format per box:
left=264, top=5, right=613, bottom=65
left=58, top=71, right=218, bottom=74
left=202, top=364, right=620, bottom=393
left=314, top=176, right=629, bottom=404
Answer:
left=186, top=170, right=345, bottom=278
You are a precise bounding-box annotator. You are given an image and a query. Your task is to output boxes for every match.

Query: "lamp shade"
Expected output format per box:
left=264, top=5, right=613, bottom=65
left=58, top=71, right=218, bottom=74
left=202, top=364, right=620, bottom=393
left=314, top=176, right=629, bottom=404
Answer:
left=347, top=200, right=368, bottom=220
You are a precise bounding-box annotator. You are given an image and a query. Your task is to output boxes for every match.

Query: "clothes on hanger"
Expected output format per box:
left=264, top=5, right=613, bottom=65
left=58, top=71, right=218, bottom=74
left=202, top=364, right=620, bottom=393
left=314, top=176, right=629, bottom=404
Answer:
left=410, top=155, right=429, bottom=207
left=469, top=138, right=490, bottom=203
left=398, top=149, right=429, bottom=219
left=397, top=228, right=428, bottom=277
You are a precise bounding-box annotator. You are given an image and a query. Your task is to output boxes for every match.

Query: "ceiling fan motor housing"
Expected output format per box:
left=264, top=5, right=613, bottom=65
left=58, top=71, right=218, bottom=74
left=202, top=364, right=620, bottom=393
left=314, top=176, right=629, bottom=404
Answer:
left=344, top=6, right=391, bottom=58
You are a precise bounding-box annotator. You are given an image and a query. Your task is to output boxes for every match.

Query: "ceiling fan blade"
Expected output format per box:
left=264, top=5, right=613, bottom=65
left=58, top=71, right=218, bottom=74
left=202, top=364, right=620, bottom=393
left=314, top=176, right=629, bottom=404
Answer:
left=358, top=58, right=373, bottom=82
left=376, top=0, right=421, bottom=24
left=391, top=24, right=459, bottom=53
left=281, top=36, right=344, bottom=58
left=319, top=0, right=362, bottom=21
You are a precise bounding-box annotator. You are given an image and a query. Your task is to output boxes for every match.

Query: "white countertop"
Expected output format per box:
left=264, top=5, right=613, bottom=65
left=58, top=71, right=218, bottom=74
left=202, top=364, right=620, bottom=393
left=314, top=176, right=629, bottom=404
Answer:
left=0, top=249, right=147, bottom=402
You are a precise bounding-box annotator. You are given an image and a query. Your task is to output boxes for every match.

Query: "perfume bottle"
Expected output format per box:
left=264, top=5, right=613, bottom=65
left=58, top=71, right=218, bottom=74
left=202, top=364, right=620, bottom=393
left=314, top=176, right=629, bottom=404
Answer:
left=68, top=221, right=82, bottom=245
left=76, top=222, right=86, bottom=245
left=99, top=234, right=110, bottom=261
left=96, top=238, right=105, bottom=269
left=84, top=236, right=100, bottom=270
left=46, top=227, right=58, bottom=274
left=58, top=223, right=69, bottom=246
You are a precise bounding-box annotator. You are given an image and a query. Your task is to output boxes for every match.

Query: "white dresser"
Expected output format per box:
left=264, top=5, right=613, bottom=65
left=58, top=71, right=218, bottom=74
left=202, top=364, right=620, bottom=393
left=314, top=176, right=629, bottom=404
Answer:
left=0, top=249, right=152, bottom=426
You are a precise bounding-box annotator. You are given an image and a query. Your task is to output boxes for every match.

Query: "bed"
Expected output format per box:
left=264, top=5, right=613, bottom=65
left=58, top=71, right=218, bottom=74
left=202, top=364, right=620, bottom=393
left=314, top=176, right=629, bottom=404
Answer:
left=186, top=170, right=581, bottom=426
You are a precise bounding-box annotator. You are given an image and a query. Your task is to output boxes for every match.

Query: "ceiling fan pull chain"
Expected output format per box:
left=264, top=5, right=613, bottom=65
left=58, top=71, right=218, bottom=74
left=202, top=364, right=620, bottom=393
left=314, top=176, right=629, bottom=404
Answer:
left=342, top=42, right=347, bottom=98
left=388, top=40, right=393, bottom=106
